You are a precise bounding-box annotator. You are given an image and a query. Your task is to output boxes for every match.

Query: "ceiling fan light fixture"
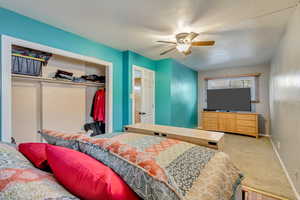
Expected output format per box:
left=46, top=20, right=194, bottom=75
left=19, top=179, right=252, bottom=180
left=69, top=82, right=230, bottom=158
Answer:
left=158, top=32, right=215, bottom=56
left=176, top=43, right=191, bottom=52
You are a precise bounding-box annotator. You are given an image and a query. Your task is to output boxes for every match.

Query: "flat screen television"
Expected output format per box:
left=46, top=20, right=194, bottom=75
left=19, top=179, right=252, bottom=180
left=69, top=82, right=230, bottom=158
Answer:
left=207, top=88, right=251, bottom=112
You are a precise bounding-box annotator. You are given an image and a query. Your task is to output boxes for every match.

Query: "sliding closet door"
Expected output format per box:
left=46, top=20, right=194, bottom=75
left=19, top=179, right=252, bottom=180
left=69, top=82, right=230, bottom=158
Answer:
left=42, top=83, right=86, bottom=132
left=12, top=81, right=40, bottom=143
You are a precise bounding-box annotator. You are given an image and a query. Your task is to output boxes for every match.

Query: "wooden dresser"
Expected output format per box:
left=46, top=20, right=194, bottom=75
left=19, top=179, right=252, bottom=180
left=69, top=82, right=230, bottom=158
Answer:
left=202, top=111, right=259, bottom=138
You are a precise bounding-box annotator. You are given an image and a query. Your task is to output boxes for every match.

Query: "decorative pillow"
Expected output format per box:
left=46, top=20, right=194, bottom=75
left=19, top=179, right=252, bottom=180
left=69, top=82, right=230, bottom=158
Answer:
left=46, top=145, right=139, bottom=200
left=0, top=142, right=79, bottom=200
left=39, top=129, right=84, bottom=150
left=18, top=143, right=49, bottom=170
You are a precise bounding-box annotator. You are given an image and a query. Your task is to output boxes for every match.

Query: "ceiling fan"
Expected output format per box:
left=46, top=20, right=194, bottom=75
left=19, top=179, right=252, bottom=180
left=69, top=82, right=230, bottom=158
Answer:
left=157, top=32, right=215, bottom=56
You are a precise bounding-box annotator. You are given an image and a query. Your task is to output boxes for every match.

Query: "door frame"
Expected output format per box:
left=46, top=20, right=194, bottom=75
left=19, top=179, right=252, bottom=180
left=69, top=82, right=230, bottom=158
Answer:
left=131, top=65, right=155, bottom=124
left=1, top=35, right=113, bottom=142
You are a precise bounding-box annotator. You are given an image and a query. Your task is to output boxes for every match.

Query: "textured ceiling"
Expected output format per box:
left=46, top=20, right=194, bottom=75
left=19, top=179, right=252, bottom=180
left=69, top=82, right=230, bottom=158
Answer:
left=0, top=0, right=298, bottom=70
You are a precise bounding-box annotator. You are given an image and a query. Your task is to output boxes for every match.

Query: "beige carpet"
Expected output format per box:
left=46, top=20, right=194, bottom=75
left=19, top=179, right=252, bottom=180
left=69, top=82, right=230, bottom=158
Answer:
left=223, top=133, right=296, bottom=200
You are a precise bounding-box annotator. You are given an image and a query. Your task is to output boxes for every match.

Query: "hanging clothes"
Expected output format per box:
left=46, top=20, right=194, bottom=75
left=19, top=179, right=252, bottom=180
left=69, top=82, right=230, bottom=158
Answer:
left=91, top=89, right=105, bottom=122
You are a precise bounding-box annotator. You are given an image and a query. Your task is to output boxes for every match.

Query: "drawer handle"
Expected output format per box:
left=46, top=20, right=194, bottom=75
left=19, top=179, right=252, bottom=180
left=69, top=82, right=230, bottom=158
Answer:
left=208, top=142, right=217, bottom=146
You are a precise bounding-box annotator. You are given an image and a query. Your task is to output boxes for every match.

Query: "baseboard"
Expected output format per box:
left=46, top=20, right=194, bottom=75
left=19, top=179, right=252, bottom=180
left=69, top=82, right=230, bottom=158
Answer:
left=270, top=138, right=300, bottom=200
left=259, top=134, right=270, bottom=137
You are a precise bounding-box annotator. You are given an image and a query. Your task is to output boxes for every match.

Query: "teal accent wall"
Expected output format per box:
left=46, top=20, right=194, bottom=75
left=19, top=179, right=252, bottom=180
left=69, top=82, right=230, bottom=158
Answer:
left=0, top=7, right=124, bottom=131
left=171, top=60, right=198, bottom=128
left=155, top=59, right=172, bottom=125
left=155, top=59, right=198, bottom=128
left=0, top=37, right=1, bottom=139
left=122, top=51, right=156, bottom=125
left=122, top=51, right=130, bottom=126
left=123, top=55, right=197, bottom=128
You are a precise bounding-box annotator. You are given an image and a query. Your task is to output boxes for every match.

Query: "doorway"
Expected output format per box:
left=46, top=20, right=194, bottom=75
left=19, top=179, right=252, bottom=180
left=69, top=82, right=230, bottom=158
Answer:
left=132, top=66, right=155, bottom=124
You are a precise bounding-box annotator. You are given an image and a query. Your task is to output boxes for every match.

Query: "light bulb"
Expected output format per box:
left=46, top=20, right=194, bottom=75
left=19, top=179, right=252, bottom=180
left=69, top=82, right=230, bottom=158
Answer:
left=176, top=43, right=191, bottom=52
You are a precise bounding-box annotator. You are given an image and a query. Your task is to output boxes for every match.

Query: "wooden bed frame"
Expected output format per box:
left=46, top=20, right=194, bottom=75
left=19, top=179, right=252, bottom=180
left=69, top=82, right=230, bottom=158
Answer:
left=124, top=123, right=224, bottom=150
left=242, top=186, right=289, bottom=200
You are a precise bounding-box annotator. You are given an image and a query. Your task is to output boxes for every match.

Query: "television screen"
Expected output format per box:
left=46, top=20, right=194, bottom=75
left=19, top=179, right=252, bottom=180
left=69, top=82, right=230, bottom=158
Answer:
left=207, top=88, right=251, bottom=112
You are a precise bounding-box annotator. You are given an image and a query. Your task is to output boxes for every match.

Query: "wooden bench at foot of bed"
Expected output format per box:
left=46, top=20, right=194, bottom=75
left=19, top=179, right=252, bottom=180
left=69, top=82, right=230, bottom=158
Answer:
left=124, top=123, right=224, bottom=151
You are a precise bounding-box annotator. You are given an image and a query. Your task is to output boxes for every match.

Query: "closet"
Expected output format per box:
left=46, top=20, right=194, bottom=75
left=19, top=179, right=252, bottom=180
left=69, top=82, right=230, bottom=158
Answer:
left=11, top=46, right=107, bottom=143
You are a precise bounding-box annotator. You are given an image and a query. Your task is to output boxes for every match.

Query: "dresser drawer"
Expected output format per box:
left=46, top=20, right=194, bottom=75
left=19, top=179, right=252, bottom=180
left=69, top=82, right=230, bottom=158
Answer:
left=203, top=119, right=218, bottom=130
left=236, top=114, right=257, bottom=121
left=203, top=118, right=218, bottom=125
left=237, top=120, right=256, bottom=127
left=218, top=113, right=235, bottom=119
left=203, top=124, right=218, bottom=131
left=218, top=120, right=226, bottom=131
left=236, top=126, right=257, bottom=135
left=203, top=112, right=218, bottom=118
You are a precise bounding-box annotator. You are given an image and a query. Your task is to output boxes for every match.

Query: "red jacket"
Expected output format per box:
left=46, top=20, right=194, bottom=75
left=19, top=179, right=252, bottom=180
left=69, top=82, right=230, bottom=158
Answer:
left=93, top=89, right=105, bottom=122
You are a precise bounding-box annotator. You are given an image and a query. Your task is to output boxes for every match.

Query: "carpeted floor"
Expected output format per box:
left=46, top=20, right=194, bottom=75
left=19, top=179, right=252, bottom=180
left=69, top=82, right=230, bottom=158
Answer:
left=223, top=133, right=296, bottom=200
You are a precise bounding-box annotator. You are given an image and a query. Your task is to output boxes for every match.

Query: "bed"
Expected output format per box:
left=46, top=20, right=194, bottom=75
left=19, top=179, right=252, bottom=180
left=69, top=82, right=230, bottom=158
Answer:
left=39, top=130, right=244, bottom=200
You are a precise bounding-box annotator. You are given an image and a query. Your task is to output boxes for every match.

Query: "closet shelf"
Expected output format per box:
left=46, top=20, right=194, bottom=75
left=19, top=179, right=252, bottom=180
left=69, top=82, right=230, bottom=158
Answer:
left=12, top=74, right=105, bottom=87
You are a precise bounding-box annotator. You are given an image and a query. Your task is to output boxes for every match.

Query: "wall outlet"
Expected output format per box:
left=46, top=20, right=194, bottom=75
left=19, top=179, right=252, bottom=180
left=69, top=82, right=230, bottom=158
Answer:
left=277, top=141, right=281, bottom=149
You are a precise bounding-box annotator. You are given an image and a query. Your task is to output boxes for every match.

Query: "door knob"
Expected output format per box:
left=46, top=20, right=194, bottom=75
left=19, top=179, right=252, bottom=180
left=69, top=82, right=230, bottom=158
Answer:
left=139, top=112, right=146, bottom=115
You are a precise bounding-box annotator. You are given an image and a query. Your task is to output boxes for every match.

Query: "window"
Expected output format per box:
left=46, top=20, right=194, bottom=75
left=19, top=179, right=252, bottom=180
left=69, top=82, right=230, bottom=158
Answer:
left=206, top=76, right=258, bottom=101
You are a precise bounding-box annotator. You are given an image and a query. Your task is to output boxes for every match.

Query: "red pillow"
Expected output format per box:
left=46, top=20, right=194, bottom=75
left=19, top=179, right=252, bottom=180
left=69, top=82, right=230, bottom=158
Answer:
left=18, top=143, right=48, bottom=169
left=46, top=145, right=139, bottom=200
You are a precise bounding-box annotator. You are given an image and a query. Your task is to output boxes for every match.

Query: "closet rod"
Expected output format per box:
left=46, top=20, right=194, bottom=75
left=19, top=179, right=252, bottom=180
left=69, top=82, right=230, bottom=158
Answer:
left=12, top=53, right=46, bottom=62
left=12, top=74, right=105, bottom=88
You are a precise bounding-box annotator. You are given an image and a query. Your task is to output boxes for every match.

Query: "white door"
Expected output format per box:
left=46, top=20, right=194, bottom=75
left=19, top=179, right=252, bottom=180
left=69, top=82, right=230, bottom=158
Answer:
left=133, top=66, right=155, bottom=124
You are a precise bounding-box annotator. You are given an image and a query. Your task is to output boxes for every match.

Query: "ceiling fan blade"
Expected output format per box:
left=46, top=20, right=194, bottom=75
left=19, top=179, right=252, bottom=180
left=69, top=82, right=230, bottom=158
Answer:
left=183, top=49, right=192, bottom=56
left=160, top=47, right=176, bottom=55
left=192, top=41, right=215, bottom=46
left=186, top=32, right=199, bottom=41
left=157, top=41, right=177, bottom=44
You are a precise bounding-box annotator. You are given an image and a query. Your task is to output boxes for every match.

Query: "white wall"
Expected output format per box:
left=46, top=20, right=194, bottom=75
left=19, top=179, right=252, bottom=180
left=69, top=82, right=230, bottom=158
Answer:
left=270, top=5, right=300, bottom=197
left=198, top=63, right=271, bottom=135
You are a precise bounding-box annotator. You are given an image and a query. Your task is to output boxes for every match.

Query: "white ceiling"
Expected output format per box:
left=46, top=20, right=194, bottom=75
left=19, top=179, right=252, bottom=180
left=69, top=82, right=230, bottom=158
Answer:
left=0, top=0, right=298, bottom=70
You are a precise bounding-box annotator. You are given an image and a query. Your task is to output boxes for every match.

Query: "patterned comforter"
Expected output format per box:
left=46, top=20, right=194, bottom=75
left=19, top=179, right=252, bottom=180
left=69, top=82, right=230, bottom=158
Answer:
left=41, top=130, right=243, bottom=200
left=0, top=142, right=78, bottom=200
